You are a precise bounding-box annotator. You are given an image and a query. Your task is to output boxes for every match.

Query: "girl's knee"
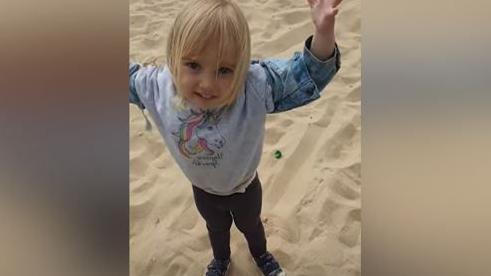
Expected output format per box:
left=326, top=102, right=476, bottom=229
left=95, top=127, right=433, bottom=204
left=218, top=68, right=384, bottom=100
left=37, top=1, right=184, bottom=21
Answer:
left=234, top=217, right=262, bottom=234
left=206, top=220, right=233, bottom=232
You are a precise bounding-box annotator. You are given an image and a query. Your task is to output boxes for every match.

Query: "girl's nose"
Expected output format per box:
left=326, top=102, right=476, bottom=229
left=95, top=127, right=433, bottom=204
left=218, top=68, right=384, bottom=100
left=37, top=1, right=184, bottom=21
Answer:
left=198, top=73, right=216, bottom=91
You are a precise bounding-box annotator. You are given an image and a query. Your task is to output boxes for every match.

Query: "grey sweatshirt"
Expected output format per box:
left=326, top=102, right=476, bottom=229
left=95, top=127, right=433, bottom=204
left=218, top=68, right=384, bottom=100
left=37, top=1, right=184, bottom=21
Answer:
left=130, top=36, right=340, bottom=195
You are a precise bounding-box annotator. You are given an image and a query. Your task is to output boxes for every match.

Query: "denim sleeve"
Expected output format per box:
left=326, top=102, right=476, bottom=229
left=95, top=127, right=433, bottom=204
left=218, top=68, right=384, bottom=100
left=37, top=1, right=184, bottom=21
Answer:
left=253, top=35, right=341, bottom=113
left=129, top=63, right=145, bottom=110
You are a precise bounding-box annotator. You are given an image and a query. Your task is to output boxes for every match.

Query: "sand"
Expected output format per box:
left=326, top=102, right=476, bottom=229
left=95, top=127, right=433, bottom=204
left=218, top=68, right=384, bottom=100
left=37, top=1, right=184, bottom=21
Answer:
left=130, top=0, right=360, bottom=275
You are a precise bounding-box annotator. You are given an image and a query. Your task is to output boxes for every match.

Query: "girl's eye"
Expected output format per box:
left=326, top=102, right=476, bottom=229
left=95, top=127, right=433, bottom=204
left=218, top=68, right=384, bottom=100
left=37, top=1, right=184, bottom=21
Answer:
left=185, top=62, right=200, bottom=71
left=218, top=67, right=233, bottom=75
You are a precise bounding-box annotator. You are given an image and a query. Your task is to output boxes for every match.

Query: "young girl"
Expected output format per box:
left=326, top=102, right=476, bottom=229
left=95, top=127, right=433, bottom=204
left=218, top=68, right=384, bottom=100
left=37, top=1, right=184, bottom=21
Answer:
left=129, top=0, right=342, bottom=275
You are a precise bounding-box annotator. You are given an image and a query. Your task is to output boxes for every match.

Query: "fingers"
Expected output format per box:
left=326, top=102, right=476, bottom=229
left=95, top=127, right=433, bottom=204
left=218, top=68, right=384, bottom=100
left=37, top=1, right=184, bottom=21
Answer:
left=310, top=0, right=342, bottom=15
left=306, top=0, right=316, bottom=7
left=332, top=0, right=343, bottom=8
left=317, top=0, right=342, bottom=9
left=332, top=7, right=339, bottom=16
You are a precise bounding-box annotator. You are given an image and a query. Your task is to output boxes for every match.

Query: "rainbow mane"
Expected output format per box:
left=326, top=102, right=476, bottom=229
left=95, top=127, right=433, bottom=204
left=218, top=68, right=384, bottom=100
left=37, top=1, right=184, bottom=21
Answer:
left=177, top=112, right=216, bottom=158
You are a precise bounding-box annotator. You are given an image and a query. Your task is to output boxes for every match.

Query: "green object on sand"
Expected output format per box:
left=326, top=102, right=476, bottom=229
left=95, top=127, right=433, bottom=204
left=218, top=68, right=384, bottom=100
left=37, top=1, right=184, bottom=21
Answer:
left=274, top=150, right=282, bottom=159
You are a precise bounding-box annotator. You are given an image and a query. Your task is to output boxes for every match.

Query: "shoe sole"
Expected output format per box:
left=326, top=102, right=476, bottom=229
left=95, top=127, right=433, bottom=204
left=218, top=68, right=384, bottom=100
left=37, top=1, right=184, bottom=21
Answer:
left=259, top=269, right=287, bottom=276
left=267, top=270, right=287, bottom=276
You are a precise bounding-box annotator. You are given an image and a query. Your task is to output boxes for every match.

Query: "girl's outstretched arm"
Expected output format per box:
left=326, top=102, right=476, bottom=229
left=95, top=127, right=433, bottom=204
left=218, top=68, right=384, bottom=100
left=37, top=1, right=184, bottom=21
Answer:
left=252, top=37, right=340, bottom=113
left=129, top=63, right=168, bottom=131
left=249, top=0, right=343, bottom=113
left=129, top=63, right=145, bottom=110
left=128, top=63, right=165, bottom=111
left=307, top=0, right=343, bottom=60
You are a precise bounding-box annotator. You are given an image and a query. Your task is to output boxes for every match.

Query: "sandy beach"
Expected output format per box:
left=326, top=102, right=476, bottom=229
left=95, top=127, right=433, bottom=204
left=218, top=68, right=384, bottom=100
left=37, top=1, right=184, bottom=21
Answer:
left=130, top=0, right=360, bottom=275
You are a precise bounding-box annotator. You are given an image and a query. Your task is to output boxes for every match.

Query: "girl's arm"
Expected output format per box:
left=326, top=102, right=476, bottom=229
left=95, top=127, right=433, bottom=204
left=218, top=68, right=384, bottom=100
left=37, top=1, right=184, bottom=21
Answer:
left=129, top=63, right=145, bottom=110
left=252, top=0, right=342, bottom=113
left=254, top=37, right=340, bottom=113
left=129, top=63, right=165, bottom=111
left=308, top=0, right=342, bottom=60
left=129, top=63, right=165, bottom=131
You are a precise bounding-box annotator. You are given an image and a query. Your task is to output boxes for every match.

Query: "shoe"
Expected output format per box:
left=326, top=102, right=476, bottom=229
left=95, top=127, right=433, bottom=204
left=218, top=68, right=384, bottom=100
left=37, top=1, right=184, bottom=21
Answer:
left=254, top=251, right=286, bottom=276
left=204, top=258, right=230, bottom=276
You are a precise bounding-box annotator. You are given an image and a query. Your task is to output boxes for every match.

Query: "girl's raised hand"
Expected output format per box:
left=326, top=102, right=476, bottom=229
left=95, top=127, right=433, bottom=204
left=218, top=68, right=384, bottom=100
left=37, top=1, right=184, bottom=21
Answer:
left=307, top=0, right=343, bottom=35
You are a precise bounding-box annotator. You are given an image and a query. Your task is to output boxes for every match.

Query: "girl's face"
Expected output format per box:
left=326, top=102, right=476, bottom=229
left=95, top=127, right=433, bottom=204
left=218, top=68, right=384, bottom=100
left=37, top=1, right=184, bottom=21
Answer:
left=178, top=41, right=238, bottom=109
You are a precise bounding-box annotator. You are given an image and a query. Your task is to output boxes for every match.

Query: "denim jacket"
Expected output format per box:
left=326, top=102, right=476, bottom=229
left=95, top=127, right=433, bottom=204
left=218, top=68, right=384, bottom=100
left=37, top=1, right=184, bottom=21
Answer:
left=129, top=35, right=340, bottom=195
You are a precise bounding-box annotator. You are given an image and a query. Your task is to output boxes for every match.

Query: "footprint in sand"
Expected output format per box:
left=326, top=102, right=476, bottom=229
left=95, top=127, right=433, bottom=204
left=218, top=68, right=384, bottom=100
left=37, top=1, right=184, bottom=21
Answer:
left=272, top=9, right=310, bottom=26
left=338, top=208, right=361, bottom=248
left=330, top=176, right=360, bottom=201
left=264, top=125, right=286, bottom=145
left=262, top=214, right=300, bottom=244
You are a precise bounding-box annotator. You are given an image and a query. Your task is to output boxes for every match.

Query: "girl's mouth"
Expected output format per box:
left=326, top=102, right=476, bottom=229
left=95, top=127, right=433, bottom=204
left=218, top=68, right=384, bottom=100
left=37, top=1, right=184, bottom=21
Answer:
left=195, top=92, right=217, bottom=100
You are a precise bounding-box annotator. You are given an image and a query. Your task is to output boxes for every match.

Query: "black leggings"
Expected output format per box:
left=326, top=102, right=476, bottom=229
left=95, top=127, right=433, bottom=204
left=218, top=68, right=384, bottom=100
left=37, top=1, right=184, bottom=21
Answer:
left=192, top=174, right=267, bottom=260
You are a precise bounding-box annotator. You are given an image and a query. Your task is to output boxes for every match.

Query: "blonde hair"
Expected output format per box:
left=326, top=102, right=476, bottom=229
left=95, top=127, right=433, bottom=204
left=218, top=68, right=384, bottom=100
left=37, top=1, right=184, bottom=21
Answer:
left=166, top=0, right=251, bottom=107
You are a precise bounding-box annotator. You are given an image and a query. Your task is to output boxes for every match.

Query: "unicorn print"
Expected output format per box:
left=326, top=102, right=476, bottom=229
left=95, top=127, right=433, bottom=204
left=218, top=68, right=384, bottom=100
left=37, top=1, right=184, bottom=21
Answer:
left=173, top=109, right=226, bottom=159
